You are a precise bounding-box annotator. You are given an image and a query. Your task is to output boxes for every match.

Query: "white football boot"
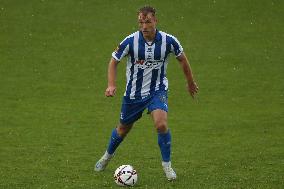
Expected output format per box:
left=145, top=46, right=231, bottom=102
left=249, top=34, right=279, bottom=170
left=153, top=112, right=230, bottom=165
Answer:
left=94, top=151, right=114, bottom=172
left=162, top=161, right=177, bottom=181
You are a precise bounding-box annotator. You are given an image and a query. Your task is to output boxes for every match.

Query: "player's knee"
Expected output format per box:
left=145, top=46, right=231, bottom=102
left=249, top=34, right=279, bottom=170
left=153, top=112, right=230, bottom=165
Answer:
left=155, top=120, right=168, bottom=133
left=116, top=124, right=133, bottom=137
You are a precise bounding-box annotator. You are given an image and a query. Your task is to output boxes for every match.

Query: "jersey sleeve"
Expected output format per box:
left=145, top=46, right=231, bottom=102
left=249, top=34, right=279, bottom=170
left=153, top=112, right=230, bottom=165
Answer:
left=112, top=37, right=130, bottom=61
left=169, top=35, right=184, bottom=57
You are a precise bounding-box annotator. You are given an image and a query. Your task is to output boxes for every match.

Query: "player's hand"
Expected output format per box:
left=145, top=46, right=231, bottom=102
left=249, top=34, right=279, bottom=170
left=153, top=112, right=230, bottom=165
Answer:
left=187, top=81, right=198, bottom=98
left=105, top=86, right=116, bottom=97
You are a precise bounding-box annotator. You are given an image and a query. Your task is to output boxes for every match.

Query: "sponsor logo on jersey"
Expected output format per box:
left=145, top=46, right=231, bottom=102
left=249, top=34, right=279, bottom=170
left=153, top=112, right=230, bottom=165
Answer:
left=135, top=59, right=163, bottom=69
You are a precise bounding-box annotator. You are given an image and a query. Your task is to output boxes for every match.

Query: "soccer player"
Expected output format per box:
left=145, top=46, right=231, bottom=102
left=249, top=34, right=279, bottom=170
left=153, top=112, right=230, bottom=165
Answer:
left=95, top=6, right=198, bottom=181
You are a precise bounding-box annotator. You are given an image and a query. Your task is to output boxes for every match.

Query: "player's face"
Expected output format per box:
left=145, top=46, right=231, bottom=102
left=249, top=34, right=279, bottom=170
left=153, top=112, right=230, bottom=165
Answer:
left=138, top=13, right=157, bottom=38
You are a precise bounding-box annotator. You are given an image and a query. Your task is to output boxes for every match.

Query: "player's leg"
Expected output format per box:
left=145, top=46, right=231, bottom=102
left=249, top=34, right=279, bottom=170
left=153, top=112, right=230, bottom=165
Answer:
left=106, top=123, right=133, bottom=155
left=94, top=123, right=133, bottom=172
left=95, top=96, right=149, bottom=172
left=151, top=110, right=176, bottom=180
left=151, top=110, right=177, bottom=180
left=148, top=91, right=176, bottom=180
left=151, top=109, right=172, bottom=163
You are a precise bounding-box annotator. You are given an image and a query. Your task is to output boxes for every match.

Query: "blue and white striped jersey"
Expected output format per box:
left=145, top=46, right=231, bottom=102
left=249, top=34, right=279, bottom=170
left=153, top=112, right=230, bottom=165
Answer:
left=112, top=30, right=183, bottom=100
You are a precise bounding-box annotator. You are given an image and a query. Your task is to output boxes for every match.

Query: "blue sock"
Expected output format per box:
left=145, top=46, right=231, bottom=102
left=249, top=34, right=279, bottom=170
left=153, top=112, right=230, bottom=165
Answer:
left=158, top=130, right=171, bottom=162
left=107, top=128, right=124, bottom=154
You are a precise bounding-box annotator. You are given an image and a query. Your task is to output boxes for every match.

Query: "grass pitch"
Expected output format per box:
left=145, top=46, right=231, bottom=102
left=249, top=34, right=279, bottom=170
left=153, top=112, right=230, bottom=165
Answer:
left=0, top=0, right=283, bottom=188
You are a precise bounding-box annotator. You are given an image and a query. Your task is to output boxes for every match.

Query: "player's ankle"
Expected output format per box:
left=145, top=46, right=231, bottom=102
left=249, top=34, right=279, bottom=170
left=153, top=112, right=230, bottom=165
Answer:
left=162, top=161, right=171, bottom=168
left=103, top=151, right=114, bottom=159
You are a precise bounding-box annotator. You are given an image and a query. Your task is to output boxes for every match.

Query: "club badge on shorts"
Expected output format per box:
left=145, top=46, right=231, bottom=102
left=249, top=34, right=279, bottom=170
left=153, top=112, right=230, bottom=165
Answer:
left=159, top=95, right=167, bottom=103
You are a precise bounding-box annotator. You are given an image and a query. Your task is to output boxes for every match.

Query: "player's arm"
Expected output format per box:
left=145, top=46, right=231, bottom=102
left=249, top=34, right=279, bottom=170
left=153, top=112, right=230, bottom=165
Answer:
left=105, top=58, right=119, bottom=97
left=106, top=36, right=130, bottom=97
left=176, top=53, right=199, bottom=98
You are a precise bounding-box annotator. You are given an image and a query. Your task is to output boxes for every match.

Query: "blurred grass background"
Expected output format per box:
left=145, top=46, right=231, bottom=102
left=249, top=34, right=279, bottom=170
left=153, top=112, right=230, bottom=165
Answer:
left=0, top=0, right=283, bottom=188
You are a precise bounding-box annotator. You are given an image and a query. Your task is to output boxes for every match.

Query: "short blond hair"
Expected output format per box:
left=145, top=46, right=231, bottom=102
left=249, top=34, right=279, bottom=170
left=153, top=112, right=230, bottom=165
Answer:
left=138, top=6, right=156, bottom=17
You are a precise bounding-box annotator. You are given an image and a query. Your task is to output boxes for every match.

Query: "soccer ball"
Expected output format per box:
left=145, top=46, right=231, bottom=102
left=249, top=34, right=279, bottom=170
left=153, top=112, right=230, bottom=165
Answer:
left=114, top=165, right=138, bottom=186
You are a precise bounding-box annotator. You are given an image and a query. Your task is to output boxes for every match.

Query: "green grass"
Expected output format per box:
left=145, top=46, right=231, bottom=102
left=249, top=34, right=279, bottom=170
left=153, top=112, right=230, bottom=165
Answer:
left=0, top=0, right=283, bottom=188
